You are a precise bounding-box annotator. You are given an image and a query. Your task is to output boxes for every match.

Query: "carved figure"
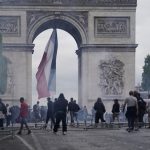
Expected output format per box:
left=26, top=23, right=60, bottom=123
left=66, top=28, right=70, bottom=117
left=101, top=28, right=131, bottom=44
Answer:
left=99, top=58, right=124, bottom=95
left=0, top=34, right=8, bottom=95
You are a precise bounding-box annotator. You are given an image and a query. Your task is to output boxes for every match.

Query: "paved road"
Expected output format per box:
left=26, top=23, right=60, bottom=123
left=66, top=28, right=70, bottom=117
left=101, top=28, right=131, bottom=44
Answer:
left=0, top=127, right=150, bottom=150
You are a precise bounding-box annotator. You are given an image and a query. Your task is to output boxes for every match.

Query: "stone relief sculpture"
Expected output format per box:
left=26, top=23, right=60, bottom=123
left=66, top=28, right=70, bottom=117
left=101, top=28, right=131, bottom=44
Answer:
left=99, top=57, right=125, bottom=95
left=0, top=34, right=8, bottom=94
left=6, top=62, right=14, bottom=96
left=27, top=11, right=88, bottom=34
left=0, top=34, right=14, bottom=96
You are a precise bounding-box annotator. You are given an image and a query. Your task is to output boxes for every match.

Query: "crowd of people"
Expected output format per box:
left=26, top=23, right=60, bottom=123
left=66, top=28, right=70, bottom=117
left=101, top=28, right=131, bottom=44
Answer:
left=0, top=91, right=150, bottom=135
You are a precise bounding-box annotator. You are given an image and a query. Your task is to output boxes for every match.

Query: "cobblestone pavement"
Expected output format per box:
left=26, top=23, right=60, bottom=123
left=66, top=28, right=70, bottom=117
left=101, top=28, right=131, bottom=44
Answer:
left=0, top=127, right=150, bottom=150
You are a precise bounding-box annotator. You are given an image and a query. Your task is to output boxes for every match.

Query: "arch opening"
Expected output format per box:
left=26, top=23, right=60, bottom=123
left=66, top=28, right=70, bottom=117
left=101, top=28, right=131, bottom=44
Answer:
left=30, top=18, right=85, bottom=47
left=32, top=29, right=78, bottom=105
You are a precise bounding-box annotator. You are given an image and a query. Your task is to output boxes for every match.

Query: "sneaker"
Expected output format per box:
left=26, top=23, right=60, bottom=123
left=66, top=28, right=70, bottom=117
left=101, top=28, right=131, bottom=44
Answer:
left=134, top=128, right=139, bottom=131
left=17, top=131, right=22, bottom=135
left=27, top=130, right=31, bottom=135
left=43, top=124, right=47, bottom=129
left=35, top=124, right=37, bottom=128
left=53, top=131, right=57, bottom=135
left=63, top=132, right=67, bottom=135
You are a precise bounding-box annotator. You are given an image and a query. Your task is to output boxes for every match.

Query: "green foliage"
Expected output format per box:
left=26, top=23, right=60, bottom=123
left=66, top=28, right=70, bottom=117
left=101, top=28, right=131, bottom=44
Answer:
left=142, top=54, right=150, bottom=91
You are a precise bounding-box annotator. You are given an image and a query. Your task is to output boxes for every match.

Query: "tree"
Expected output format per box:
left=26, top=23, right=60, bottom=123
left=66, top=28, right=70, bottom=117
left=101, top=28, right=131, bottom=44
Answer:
left=141, top=54, right=150, bottom=92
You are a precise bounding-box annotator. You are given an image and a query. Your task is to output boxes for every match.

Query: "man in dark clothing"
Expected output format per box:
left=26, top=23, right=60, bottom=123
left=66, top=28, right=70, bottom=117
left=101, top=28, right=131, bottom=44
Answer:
left=53, top=93, right=68, bottom=135
left=33, top=101, right=41, bottom=127
left=0, top=98, right=7, bottom=129
left=94, top=97, right=106, bottom=126
left=73, top=100, right=80, bottom=127
left=6, top=103, right=11, bottom=127
left=112, top=99, right=120, bottom=122
left=123, top=91, right=138, bottom=132
left=44, top=97, right=55, bottom=129
left=134, top=91, right=146, bottom=127
left=68, top=98, right=74, bottom=125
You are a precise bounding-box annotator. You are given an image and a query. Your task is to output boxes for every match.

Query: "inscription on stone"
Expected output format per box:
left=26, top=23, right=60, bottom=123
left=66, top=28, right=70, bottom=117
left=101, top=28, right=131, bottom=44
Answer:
left=0, top=16, right=20, bottom=36
left=95, top=17, right=130, bottom=37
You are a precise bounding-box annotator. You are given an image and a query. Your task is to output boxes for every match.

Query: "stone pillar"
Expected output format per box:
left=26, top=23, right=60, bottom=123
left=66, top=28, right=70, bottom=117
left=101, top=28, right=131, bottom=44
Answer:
left=78, top=44, right=137, bottom=111
left=1, top=44, right=34, bottom=106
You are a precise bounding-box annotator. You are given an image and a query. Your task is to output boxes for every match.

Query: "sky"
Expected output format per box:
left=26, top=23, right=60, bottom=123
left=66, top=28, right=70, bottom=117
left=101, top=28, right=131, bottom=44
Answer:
left=32, top=1, right=150, bottom=105
left=136, top=0, right=150, bottom=85
left=32, top=30, right=78, bottom=104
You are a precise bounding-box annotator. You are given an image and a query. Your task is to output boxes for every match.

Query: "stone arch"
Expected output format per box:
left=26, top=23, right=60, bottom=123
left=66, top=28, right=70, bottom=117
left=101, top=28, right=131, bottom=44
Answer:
left=27, top=14, right=87, bottom=47
left=0, top=0, right=137, bottom=109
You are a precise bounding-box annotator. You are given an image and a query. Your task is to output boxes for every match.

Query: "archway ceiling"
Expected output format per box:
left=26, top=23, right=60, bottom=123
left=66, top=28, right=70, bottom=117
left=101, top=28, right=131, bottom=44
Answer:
left=32, top=19, right=82, bottom=47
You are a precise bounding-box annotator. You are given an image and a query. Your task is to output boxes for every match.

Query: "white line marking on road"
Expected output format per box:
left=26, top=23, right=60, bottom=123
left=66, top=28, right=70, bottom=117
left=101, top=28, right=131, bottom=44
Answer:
left=0, top=135, right=11, bottom=141
left=15, top=135, right=35, bottom=150
left=31, top=132, right=44, bottom=150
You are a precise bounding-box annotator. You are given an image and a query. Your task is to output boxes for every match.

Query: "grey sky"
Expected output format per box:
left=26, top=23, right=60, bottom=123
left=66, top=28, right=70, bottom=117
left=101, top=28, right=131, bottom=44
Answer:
left=32, top=30, right=78, bottom=104
left=32, top=1, right=150, bottom=104
left=136, top=0, right=150, bottom=85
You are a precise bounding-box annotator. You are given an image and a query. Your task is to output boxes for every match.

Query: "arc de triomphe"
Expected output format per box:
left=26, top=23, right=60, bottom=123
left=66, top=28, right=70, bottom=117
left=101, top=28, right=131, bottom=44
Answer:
left=0, top=0, right=137, bottom=109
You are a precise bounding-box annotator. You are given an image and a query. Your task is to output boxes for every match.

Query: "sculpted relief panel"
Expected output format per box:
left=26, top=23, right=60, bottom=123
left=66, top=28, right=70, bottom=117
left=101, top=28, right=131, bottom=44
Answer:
left=95, top=17, right=130, bottom=37
left=0, top=0, right=137, bottom=6
left=0, top=34, right=14, bottom=96
left=99, top=58, right=125, bottom=95
left=0, top=16, right=20, bottom=36
left=27, top=11, right=88, bottom=34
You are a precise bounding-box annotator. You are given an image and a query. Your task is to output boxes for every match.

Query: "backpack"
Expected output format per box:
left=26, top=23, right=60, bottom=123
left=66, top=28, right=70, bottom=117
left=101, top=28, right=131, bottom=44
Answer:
left=138, top=99, right=146, bottom=113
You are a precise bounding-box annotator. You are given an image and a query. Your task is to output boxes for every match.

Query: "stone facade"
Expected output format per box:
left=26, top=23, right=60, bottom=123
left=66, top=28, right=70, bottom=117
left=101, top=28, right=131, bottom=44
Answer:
left=0, top=1, right=137, bottom=110
left=0, top=0, right=137, bottom=7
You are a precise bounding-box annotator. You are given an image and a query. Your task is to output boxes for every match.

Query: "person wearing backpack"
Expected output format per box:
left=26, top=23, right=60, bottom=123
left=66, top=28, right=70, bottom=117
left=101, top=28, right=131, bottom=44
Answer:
left=94, top=97, right=106, bottom=127
left=134, top=91, right=146, bottom=128
left=0, top=98, right=7, bottom=129
left=112, top=99, right=120, bottom=122
left=72, top=100, right=80, bottom=127
left=33, top=101, right=41, bottom=127
left=44, top=97, right=55, bottom=129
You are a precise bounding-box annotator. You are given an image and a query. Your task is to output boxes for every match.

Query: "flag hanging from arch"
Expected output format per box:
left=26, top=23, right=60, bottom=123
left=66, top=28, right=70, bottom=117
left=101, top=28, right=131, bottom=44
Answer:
left=36, top=29, right=58, bottom=99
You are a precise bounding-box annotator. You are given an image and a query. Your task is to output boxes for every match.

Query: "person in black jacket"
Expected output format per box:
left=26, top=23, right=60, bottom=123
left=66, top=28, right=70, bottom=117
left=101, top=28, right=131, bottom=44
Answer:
left=94, top=97, right=106, bottom=126
left=134, top=91, right=146, bottom=128
left=73, top=100, right=80, bottom=127
left=68, top=98, right=74, bottom=125
left=44, top=97, right=55, bottom=129
left=112, top=99, right=120, bottom=122
left=0, top=98, right=7, bottom=129
left=53, top=93, right=68, bottom=135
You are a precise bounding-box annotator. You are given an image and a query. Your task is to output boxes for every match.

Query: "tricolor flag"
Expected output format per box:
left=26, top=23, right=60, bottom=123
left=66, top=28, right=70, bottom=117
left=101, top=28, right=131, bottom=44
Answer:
left=36, top=29, right=58, bottom=99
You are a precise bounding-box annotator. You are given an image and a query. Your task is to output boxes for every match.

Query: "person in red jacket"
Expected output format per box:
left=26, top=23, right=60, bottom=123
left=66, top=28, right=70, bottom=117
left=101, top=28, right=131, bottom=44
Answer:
left=17, top=97, right=31, bottom=135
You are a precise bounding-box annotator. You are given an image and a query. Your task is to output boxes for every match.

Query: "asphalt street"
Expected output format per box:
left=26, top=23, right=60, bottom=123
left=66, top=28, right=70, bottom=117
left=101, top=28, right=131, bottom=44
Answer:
left=0, top=126, right=150, bottom=150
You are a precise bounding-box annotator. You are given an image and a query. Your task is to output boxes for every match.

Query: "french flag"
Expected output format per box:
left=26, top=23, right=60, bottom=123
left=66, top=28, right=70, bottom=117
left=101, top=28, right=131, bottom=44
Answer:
left=36, top=29, right=58, bottom=99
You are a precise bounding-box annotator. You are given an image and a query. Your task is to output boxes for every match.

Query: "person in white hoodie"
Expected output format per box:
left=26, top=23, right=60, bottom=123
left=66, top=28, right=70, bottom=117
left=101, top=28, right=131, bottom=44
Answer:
left=83, top=106, right=88, bottom=128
